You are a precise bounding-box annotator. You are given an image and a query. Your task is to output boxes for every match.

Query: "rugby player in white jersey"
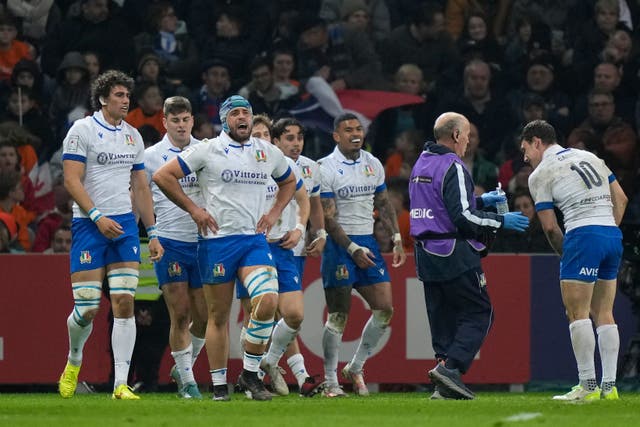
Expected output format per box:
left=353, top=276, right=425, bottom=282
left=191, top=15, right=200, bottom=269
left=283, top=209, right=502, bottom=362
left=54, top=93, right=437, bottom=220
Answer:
left=268, top=117, right=327, bottom=396
left=144, top=96, right=207, bottom=399
left=318, top=113, right=406, bottom=397
left=521, top=120, right=628, bottom=401
left=58, top=70, right=164, bottom=400
left=152, top=95, right=296, bottom=401
left=238, top=116, right=325, bottom=397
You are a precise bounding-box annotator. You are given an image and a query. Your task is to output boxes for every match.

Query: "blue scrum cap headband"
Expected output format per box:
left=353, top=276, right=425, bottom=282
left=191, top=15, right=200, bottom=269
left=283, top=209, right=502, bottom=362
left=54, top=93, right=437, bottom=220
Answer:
left=220, top=95, right=252, bottom=132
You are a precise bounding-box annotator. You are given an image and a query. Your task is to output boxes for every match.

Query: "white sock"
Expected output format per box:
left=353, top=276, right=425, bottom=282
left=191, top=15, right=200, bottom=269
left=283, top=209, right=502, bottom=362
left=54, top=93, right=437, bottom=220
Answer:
left=67, top=313, right=93, bottom=366
left=569, top=319, right=596, bottom=383
left=597, top=324, right=619, bottom=384
left=190, top=333, right=205, bottom=366
left=210, top=368, right=227, bottom=386
left=265, top=319, right=298, bottom=367
left=171, top=343, right=195, bottom=385
left=112, top=317, right=136, bottom=388
left=287, top=353, right=309, bottom=387
left=243, top=351, right=263, bottom=372
left=350, top=315, right=386, bottom=373
left=322, top=324, right=342, bottom=385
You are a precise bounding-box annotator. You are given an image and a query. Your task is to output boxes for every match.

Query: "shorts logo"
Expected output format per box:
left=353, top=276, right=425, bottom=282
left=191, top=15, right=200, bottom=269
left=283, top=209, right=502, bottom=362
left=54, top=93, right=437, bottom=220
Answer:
left=301, top=165, right=312, bottom=178
left=364, top=165, right=375, bottom=176
left=97, top=152, right=108, bottom=165
left=579, top=267, right=598, bottom=276
left=168, top=262, right=182, bottom=277
left=255, top=150, right=267, bottom=162
left=213, top=263, right=225, bottom=277
left=79, top=251, right=92, bottom=264
left=336, top=264, right=349, bottom=280
left=125, top=134, right=135, bottom=146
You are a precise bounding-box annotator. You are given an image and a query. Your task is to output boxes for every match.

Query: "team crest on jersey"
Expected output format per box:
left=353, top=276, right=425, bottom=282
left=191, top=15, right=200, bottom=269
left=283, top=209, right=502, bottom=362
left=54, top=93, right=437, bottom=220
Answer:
left=364, top=165, right=375, bottom=176
left=125, top=134, right=135, bottom=146
left=213, top=263, right=225, bottom=277
left=335, top=264, right=349, bottom=280
left=79, top=251, right=92, bottom=264
left=255, top=150, right=267, bottom=162
left=168, top=262, right=182, bottom=277
left=301, top=165, right=312, bottom=178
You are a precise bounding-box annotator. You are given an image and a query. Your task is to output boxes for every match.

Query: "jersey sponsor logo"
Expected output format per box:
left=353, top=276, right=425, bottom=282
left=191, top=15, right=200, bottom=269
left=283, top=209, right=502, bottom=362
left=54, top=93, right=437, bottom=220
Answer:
left=213, top=263, right=225, bottom=277
left=125, top=134, right=135, bottom=146
left=301, top=165, right=312, bottom=178
left=335, top=264, right=349, bottom=280
left=255, top=150, right=267, bottom=162
left=336, top=184, right=376, bottom=198
left=364, top=165, right=375, bottom=176
left=221, top=169, right=269, bottom=184
left=79, top=251, right=92, bottom=264
left=168, top=262, right=183, bottom=277
left=67, top=135, right=79, bottom=152
left=97, top=152, right=137, bottom=165
left=410, top=208, right=434, bottom=219
left=579, top=267, right=599, bottom=276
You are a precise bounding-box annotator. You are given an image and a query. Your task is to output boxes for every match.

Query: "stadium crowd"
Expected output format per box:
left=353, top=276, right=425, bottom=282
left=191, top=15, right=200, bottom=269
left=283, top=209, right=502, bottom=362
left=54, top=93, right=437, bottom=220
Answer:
left=1, top=0, right=640, bottom=254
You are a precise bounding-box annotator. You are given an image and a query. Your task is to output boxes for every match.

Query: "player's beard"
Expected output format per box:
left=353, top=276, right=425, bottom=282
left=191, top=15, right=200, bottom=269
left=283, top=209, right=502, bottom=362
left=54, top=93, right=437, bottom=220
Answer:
left=229, top=126, right=251, bottom=143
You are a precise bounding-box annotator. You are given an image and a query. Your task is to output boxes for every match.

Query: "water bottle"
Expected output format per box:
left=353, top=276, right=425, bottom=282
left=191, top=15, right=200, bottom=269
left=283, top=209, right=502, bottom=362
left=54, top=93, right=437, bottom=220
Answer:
left=495, top=183, right=509, bottom=214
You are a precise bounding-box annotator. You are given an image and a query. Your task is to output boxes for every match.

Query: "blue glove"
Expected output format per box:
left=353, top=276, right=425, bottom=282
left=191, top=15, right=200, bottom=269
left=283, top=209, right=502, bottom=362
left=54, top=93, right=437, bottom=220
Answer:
left=480, top=190, right=506, bottom=207
left=502, top=212, right=530, bottom=232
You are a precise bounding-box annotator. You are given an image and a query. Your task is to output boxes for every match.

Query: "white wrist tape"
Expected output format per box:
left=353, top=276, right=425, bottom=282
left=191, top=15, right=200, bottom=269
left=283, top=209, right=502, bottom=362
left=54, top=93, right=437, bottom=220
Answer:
left=316, top=229, right=327, bottom=239
left=347, top=242, right=366, bottom=256
left=393, top=232, right=402, bottom=244
left=88, top=207, right=103, bottom=223
left=295, top=223, right=306, bottom=233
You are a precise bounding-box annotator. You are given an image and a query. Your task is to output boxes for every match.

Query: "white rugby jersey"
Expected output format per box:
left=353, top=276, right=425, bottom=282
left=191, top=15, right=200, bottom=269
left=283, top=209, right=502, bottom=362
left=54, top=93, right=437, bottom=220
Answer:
left=178, top=131, right=291, bottom=238
left=266, top=157, right=304, bottom=240
left=528, top=144, right=616, bottom=232
left=319, top=146, right=386, bottom=235
left=62, top=110, right=144, bottom=218
left=145, top=135, right=204, bottom=242
left=293, top=154, right=321, bottom=256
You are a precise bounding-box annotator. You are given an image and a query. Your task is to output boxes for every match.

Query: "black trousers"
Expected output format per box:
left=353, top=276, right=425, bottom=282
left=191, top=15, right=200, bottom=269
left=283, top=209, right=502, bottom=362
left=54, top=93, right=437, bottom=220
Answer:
left=422, top=267, right=494, bottom=373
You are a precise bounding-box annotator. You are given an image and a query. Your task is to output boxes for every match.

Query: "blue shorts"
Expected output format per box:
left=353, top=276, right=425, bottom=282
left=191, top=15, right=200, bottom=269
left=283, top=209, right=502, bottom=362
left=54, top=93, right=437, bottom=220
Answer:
left=154, top=237, right=202, bottom=289
left=70, top=213, right=140, bottom=274
left=321, top=234, right=390, bottom=288
left=561, top=225, right=622, bottom=282
left=236, top=242, right=300, bottom=299
left=198, top=234, right=275, bottom=285
left=294, top=255, right=306, bottom=279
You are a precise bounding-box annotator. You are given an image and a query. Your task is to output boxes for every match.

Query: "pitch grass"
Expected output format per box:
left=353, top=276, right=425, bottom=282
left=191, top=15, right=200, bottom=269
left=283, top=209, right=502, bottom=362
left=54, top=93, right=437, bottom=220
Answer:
left=1, top=392, right=639, bottom=427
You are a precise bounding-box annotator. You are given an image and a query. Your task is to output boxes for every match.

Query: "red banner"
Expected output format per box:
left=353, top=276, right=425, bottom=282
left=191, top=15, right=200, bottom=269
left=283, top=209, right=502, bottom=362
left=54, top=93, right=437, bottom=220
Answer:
left=0, top=254, right=530, bottom=385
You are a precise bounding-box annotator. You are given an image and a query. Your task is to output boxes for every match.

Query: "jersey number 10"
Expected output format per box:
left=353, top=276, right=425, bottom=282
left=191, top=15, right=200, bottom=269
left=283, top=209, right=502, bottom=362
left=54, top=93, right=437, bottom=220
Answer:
left=570, top=161, right=603, bottom=189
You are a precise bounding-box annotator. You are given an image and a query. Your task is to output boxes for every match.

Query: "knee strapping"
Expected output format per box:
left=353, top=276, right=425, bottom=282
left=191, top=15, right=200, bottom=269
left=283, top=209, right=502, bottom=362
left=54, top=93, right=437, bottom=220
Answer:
left=372, top=308, right=393, bottom=328
left=244, top=267, right=278, bottom=299
left=245, top=317, right=275, bottom=345
left=107, top=268, right=138, bottom=296
left=72, top=281, right=102, bottom=325
left=325, top=312, right=348, bottom=334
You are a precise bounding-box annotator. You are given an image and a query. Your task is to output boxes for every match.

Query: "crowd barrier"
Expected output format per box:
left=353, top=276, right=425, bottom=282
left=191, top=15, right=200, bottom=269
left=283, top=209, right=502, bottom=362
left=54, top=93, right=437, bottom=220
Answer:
left=0, top=254, right=635, bottom=385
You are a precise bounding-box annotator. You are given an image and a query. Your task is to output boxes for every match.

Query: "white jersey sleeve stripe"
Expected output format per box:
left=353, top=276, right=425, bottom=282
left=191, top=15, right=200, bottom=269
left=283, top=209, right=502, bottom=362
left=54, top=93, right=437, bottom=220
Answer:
left=456, top=163, right=502, bottom=227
